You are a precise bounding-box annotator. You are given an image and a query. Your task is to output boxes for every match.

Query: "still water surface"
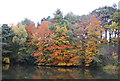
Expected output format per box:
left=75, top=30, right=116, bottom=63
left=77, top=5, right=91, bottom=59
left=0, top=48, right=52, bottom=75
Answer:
left=2, top=64, right=119, bottom=79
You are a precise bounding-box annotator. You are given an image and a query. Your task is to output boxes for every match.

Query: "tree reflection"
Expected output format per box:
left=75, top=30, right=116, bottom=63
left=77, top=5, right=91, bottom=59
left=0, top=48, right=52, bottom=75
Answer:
left=32, top=66, right=93, bottom=79
left=2, top=65, right=118, bottom=79
left=2, top=64, right=10, bottom=70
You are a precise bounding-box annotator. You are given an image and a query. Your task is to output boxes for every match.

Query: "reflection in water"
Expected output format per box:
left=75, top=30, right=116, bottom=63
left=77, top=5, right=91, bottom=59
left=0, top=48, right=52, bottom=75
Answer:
left=2, top=64, right=119, bottom=79
left=32, top=66, right=82, bottom=79
left=32, top=66, right=95, bottom=79
left=2, top=64, right=10, bottom=70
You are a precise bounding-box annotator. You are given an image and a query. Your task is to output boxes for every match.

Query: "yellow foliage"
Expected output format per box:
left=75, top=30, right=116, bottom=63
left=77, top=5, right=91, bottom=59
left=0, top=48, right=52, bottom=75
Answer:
left=86, top=60, right=92, bottom=63
left=46, top=64, right=51, bottom=65
left=58, top=62, right=67, bottom=66
left=58, top=68, right=66, bottom=72
left=88, top=52, right=92, bottom=54
left=38, top=63, right=43, bottom=65
left=66, top=36, right=70, bottom=37
left=3, top=57, right=10, bottom=64
left=11, top=24, right=28, bottom=44
left=67, top=63, right=73, bottom=66
left=112, top=53, right=118, bottom=59
left=85, top=64, right=90, bottom=66
left=95, top=32, right=101, bottom=36
left=85, top=70, right=90, bottom=72
left=44, top=44, right=49, bottom=46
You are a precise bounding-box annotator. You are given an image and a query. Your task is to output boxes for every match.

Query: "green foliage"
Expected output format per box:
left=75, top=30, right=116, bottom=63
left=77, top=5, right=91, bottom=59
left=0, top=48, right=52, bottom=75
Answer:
left=49, top=24, right=56, bottom=30
left=64, top=12, right=81, bottom=24
left=110, top=12, right=120, bottom=22
left=21, top=18, right=33, bottom=25
left=94, top=44, right=118, bottom=67
left=1, top=24, right=14, bottom=55
left=1, top=24, right=21, bottom=64
left=54, top=9, right=63, bottom=19
left=15, top=45, right=36, bottom=64
left=92, top=6, right=117, bottom=16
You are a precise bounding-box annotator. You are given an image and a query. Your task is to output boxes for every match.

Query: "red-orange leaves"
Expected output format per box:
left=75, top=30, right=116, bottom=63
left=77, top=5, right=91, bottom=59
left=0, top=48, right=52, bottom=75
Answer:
left=26, top=21, right=53, bottom=42
left=73, top=14, right=104, bottom=66
left=61, top=45, right=73, bottom=48
left=25, top=14, right=104, bottom=67
left=33, top=52, right=42, bottom=57
left=56, top=46, right=63, bottom=49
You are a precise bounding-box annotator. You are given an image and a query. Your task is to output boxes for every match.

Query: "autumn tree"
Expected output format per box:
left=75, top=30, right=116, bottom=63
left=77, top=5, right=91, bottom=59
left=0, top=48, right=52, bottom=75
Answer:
left=28, top=9, right=80, bottom=66
left=26, top=21, right=54, bottom=65
left=25, top=10, right=106, bottom=66
left=11, top=23, right=28, bottom=45
left=73, top=14, right=105, bottom=66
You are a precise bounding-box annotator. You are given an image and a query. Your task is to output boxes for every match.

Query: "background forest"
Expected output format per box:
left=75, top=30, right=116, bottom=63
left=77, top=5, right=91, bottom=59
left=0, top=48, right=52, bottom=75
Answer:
left=1, top=5, right=120, bottom=70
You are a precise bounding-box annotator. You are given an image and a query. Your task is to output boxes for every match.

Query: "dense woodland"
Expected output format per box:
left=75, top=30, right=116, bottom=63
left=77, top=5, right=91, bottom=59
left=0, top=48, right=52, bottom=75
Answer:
left=1, top=5, right=120, bottom=68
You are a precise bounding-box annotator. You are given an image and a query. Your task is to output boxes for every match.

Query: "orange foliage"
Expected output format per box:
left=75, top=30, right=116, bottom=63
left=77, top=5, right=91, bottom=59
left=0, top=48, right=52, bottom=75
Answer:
left=25, top=14, right=104, bottom=66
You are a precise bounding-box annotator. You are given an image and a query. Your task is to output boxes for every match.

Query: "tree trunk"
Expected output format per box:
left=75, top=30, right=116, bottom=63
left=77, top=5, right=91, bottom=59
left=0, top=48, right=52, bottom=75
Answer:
left=109, top=33, right=111, bottom=43
left=115, top=29, right=117, bottom=38
left=117, top=19, right=120, bottom=60
left=100, top=31, right=102, bottom=39
left=105, top=29, right=107, bottom=38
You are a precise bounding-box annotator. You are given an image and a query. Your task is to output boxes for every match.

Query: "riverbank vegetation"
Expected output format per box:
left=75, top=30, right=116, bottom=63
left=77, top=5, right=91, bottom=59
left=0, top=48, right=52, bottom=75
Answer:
left=1, top=5, right=120, bottom=69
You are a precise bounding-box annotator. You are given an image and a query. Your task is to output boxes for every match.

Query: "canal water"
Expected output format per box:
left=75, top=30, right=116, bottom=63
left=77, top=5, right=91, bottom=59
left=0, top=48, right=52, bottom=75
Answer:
left=2, top=64, right=119, bottom=79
